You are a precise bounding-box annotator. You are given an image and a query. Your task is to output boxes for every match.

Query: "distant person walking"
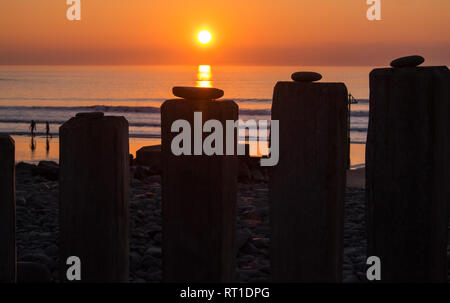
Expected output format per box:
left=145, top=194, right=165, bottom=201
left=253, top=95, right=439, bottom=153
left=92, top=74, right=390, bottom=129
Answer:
left=45, top=121, right=51, bottom=138
left=30, top=120, right=36, bottom=137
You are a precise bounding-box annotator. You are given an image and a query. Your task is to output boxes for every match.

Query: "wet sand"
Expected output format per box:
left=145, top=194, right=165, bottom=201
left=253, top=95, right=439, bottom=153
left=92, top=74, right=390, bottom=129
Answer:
left=11, top=135, right=367, bottom=170
left=11, top=136, right=161, bottom=164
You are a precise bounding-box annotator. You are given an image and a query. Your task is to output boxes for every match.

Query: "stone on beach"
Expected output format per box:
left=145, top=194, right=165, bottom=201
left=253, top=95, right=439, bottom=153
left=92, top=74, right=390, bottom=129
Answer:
left=236, top=229, right=252, bottom=250
left=291, top=71, right=322, bottom=82
left=32, top=161, right=59, bottom=181
left=390, top=55, right=425, bottom=68
left=172, top=86, right=224, bottom=100
left=135, top=142, right=268, bottom=183
left=136, top=145, right=162, bottom=174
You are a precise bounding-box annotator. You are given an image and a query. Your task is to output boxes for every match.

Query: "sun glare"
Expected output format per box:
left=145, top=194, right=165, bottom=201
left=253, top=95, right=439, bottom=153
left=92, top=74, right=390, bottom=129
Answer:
left=197, top=30, right=212, bottom=45
left=197, top=65, right=212, bottom=87
left=197, top=64, right=212, bottom=81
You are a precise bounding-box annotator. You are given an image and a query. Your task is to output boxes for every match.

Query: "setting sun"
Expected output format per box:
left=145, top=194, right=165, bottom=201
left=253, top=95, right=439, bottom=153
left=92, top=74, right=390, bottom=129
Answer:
left=197, top=30, right=212, bottom=45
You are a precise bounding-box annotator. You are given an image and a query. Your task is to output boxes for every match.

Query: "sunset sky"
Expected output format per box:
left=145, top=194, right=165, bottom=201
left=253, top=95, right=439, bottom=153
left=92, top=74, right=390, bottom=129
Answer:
left=0, top=0, right=449, bottom=65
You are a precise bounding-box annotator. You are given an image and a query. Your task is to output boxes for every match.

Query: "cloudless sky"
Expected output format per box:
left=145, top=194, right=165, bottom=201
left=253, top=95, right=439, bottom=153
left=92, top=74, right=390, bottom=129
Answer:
left=0, top=0, right=449, bottom=65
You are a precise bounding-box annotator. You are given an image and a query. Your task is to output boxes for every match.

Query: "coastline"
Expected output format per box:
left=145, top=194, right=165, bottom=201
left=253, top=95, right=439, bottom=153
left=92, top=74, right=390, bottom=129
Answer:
left=10, top=135, right=367, bottom=170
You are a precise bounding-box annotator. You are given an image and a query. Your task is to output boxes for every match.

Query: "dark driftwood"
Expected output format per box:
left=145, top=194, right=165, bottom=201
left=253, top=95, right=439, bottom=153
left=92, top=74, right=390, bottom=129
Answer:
left=0, top=135, right=16, bottom=283
left=270, top=82, right=348, bottom=282
left=59, top=114, right=130, bottom=282
left=366, top=66, right=450, bottom=282
left=161, top=99, right=238, bottom=282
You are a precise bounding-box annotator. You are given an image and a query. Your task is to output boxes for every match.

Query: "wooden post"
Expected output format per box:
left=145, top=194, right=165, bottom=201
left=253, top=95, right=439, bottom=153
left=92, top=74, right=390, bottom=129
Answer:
left=161, top=87, right=238, bottom=282
left=347, top=94, right=352, bottom=169
left=59, top=112, right=130, bottom=282
left=366, top=60, right=450, bottom=282
left=270, top=73, right=348, bottom=282
left=0, top=135, right=16, bottom=283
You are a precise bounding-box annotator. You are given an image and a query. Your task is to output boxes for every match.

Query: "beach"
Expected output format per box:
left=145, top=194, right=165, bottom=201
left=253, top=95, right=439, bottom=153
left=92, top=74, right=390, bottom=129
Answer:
left=15, top=159, right=372, bottom=282
left=18, top=159, right=450, bottom=282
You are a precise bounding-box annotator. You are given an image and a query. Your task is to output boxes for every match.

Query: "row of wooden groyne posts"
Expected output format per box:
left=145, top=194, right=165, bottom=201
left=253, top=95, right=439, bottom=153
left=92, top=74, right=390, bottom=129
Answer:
left=0, top=56, right=449, bottom=283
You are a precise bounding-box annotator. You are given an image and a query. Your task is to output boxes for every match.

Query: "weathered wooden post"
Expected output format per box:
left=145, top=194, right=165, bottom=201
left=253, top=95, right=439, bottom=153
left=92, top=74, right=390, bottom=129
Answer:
left=59, top=112, right=130, bottom=282
left=270, top=72, right=348, bottom=282
left=0, top=134, right=16, bottom=283
left=161, top=87, right=238, bottom=282
left=366, top=56, right=450, bottom=282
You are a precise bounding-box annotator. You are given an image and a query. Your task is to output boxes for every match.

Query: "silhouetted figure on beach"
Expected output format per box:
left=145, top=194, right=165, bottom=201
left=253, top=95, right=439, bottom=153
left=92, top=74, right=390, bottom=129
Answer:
left=30, top=120, right=36, bottom=137
left=45, top=121, right=51, bottom=138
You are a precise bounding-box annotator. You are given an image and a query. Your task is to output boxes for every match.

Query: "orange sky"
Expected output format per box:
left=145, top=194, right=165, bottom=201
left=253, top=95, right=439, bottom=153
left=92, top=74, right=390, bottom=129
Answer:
left=0, top=0, right=449, bottom=65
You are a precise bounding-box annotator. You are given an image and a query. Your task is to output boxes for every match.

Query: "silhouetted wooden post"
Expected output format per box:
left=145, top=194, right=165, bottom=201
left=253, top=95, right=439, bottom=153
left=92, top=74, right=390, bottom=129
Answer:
left=0, top=135, right=16, bottom=283
left=161, top=87, right=238, bottom=282
left=366, top=56, right=450, bottom=282
left=347, top=94, right=352, bottom=169
left=270, top=72, right=348, bottom=282
left=59, top=112, right=130, bottom=282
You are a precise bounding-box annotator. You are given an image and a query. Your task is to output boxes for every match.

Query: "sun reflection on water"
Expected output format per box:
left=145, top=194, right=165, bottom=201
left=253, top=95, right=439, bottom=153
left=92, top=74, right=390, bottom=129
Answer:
left=196, top=65, right=212, bottom=87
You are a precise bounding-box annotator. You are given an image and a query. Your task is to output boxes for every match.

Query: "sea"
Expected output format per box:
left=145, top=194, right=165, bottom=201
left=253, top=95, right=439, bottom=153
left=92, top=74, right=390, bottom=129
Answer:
left=0, top=65, right=374, bottom=167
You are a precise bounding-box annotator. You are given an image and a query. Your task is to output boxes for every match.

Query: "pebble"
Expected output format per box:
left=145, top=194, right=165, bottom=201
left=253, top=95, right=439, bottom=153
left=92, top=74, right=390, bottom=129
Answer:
left=17, top=196, right=26, bottom=204
left=236, top=229, right=252, bottom=249
left=241, top=242, right=259, bottom=255
left=146, top=247, right=162, bottom=258
left=146, top=270, right=162, bottom=282
left=259, top=248, right=269, bottom=257
left=173, top=86, right=224, bottom=100
left=344, top=247, right=358, bottom=255
left=130, top=252, right=141, bottom=271
left=253, top=237, right=270, bottom=249
left=260, top=265, right=271, bottom=274
left=153, top=233, right=162, bottom=244
left=291, top=71, right=322, bottom=82
left=343, top=275, right=360, bottom=283
left=141, top=255, right=161, bottom=269
left=148, top=175, right=162, bottom=183
left=21, top=253, right=53, bottom=267
left=135, top=270, right=148, bottom=280
left=237, top=269, right=260, bottom=279
left=44, top=244, right=58, bottom=256
left=390, top=55, right=424, bottom=68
